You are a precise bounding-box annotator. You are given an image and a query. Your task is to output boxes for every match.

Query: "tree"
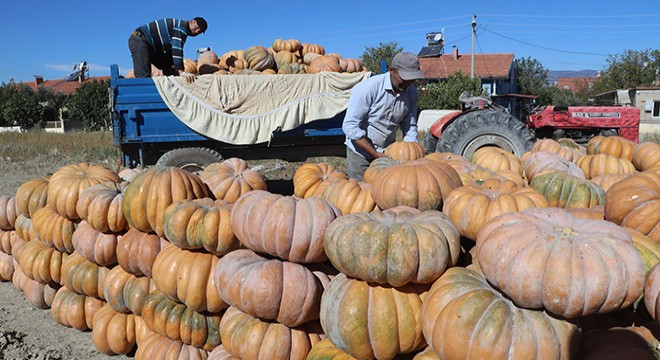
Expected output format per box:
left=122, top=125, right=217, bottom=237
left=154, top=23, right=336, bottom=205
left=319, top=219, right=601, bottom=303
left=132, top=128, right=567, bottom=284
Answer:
left=592, top=49, right=660, bottom=94
left=66, top=80, right=110, bottom=131
left=35, top=87, right=68, bottom=123
left=1, top=84, right=40, bottom=130
left=360, top=41, right=403, bottom=74
left=418, top=72, right=483, bottom=110
left=516, top=57, right=549, bottom=97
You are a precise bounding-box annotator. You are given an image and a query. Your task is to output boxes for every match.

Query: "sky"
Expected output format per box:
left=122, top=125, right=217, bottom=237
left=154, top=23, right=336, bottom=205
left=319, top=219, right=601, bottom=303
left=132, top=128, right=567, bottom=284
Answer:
left=4, top=0, right=660, bottom=83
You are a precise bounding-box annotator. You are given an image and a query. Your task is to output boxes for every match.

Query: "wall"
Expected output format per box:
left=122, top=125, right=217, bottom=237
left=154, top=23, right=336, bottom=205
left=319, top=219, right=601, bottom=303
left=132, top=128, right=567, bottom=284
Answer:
left=632, top=90, right=660, bottom=139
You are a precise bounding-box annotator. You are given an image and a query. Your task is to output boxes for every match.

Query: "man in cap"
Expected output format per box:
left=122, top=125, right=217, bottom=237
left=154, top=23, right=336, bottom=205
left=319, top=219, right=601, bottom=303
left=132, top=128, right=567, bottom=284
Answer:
left=342, top=51, right=425, bottom=181
left=128, top=17, right=208, bottom=82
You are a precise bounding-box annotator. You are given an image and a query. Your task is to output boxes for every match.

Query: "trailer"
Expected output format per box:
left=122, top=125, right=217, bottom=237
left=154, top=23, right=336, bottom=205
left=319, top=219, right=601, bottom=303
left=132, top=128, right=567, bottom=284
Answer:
left=110, top=64, right=370, bottom=171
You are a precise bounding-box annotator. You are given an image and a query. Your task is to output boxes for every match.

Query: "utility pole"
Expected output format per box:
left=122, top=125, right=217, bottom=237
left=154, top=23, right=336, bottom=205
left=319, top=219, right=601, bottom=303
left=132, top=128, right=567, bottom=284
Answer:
left=471, top=14, right=477, bottom=79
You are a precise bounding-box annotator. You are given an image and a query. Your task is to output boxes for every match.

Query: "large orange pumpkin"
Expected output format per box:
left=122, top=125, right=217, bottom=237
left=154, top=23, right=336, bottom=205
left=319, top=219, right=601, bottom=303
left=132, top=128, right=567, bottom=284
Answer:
left=116, top=228, right=169, bottom=278
left=306, top=339, right=356, bottom=360
left=383, top=141, right=425, bottom=161
left=76, top=181, right=128, bottom=233
left=530, top=138, right=585, bottom=162
left=14, top=177, right=49, bottom=218
left=61, top=251, right=109, bottom=300
left=71, top=221, right=119, bottom=267
left=17, top=240, right=68, bottom=284
left=51, top=287, right=104, bottom=331
left=198, top=158, right=266, bottom=203
left=0, top=230, right=27, bottom=257
left=587, top=135, right=637, bottom=160
left=272, top=38, right=302, bottom=53
left=0, top=196, right=16, bottom=231
left=135, top=329, right=210, bottom=360
left=632, top=142, right=660, bottom=171
left=31, top=206, right=76, bottom=253
left=471, top=147, right=523, bottom=175
left=529, top=171, right=605, bottom=209
left=604, top=171, right=660, bottom=242
left=476, top=207, right=645, bottom=318
left=308, top=55, right=342, bottom=74
left=92, top=304, right=138, bottom=355
left=12, top=262, right=58, bottom=309
left=363, top=157, right=400, bottom=184
left=317, top=178, right=378, bottom=215
left=523, top=151, right=586, bottom=181
left=576, top=153, right=636, bottom=179
left=102, top=265, right=153, bottom=316
left=302, top=43, right=325, bottom=56
left=293, top=163, right=347, bottom=198
left=244, top=45, right=275, bottom=71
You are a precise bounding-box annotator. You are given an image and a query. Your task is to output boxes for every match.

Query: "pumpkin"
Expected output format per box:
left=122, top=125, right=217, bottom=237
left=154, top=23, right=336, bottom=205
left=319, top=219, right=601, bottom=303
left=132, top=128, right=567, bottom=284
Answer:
left=576, top=153, right=636, bottom=179
left=578, top=323, right=660, bottom=359
left=103, top=265, right=154, bottom=315
left=47, top=162, right=120, bottom=220
left=219, top=50, right=245, bottom=69
left=443, top=177, right=548, bottom=240
left=230, top=190, right=341, bottom=263
left=530, top=138, right=585, bottom=162
left=421, top=267, right=580, bottom=360
left=14, top=177, right=49, bottom=218
left=629, top=228, right=660, bottom=273
left=76, top=181, right=128, bottom=233
left=12, top=262, right=58, bottom=309
left=208, top=345, right=239, bottom=359
left=471, top=147, right=523, bottom=175
left=339, top=58, right=364, bottom=73
left=274, top=50, right=300, bottom=69
left=308, top=55, right=342, bottom=74
left=306, top=339, right=356, bottom=360
left=317, top=178, right=378, bottom=215
left=590, top=173, right=632, bottom=191
left=324, top=206, right=459, bottom=286
left=293, top=162, right=347, bottom=198
left=320, top=273, right=427, bottom=359
left=383, top=141, right=425, bottom=161
left=244, top=45, right=275, bottom=71
left=278, top=62, right=307, bottom=74
left=272, top=38, right=302, bottom=53
left=633, top=142, right=660, bottom=171
left=71, top=221, right=119, bottom=267
left=302, top=43, right=325, bottom=56
left=135, top=329, right=210, bottom=360
left=476, top=207, right=645, bottom=318
left=92, top=304, right=138, bottom=355
left=604, top=171, right=660, bottom=242
left=371, top=159, right=462, bottom=211
left=122, top=166, right=210, bottom=238
left=61, top=251, right=109, bottom=300
left=566, top=204, right=605, bottom=220
left=198, top=158, right=267, bottom=203
left=162, top=198, right=239, bottom=256
left=529, top=171, right=605, bottom=209
left=214, top=248, right=331, bottom=327
left=116, top=228, right=169, bottom=278
left=31, top=206, right=75, bottom=253
left=303, top=52, right=322, bottom=66
left=587, top=135, right=637, bottom=161
left=51, top=287, right=104, bottom=331
left=220, top=306, right=323, bottom=360
left=0, top=230, right=27, bottom=257
left=17, top=240, right=68, bottom=284
left=14, top=213, right=36, bottom=243
left=0, top=251, right=13, bottom=281
left=0, top=196, right=16, bottom=231
left=183, top=58, right=198, bottom=74
left=523, top=151, right=586, bottom=181
left=229, top=58, right=250, bottom=73
left=151, top=245, right=227, bottom=313
left=197, top=51, right=219, bottom=67
left=118, top=167, right=144, bottom=182
left=363, top=157, right=400, bottom=184
left=141, top=290, right=222, bottom=350
left=413, top=347, right=441, bottom=360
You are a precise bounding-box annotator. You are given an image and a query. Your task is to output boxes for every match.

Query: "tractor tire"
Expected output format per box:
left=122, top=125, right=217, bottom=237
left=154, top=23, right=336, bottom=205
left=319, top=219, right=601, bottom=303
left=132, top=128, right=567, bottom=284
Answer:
left=155, top=147, right=223, bottom=174
left=422, top=131, right=439, bottom=155
left=435, top=109, right=534, bottom=159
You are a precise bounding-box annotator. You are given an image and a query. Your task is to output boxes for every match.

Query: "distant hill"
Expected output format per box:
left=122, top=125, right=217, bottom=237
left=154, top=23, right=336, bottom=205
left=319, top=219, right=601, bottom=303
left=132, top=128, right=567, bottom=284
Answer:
left=547, top=70, right=598, bottom=85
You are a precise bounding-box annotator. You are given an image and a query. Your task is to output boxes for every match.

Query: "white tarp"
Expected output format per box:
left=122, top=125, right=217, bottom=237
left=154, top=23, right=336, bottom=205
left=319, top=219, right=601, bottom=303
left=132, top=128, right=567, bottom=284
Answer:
left=152, top=71, right=371, bottom=145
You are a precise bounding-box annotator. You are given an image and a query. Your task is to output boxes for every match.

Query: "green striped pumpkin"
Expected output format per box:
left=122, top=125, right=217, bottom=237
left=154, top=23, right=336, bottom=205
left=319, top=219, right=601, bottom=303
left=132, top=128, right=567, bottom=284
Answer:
left=530, top=171, right=605, bottom=209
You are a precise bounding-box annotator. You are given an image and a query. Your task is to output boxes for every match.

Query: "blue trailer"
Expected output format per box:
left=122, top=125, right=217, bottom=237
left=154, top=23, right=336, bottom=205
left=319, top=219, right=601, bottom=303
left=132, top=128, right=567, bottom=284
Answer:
left=110, top=64, right=364, bottom=171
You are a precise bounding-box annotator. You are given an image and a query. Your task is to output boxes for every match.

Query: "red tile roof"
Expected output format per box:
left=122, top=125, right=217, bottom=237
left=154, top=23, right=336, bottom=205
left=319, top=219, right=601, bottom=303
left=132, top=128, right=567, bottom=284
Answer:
left=419, top=51, right=515, bottom=79
left=20, top=76, right=111, bottom=96
left=556, top=77, right=595, bottom=92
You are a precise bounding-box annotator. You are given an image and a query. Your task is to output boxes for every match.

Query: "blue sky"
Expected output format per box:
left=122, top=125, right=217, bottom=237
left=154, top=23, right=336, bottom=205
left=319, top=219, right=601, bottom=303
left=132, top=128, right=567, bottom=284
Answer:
left=4, top=0, right=660, bottom=83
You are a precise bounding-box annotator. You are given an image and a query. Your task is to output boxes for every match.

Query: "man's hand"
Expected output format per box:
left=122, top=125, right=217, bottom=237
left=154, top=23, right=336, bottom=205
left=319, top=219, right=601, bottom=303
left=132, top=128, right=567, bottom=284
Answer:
left=178, top=70, right=196, bottom=83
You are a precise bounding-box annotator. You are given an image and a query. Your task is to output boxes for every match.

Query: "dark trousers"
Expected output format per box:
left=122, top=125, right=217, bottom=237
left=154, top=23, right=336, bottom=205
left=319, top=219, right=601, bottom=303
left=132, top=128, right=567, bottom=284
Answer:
left=128, top=31, right=176, bottom=77
left=346, top=147, right=371, bottom=182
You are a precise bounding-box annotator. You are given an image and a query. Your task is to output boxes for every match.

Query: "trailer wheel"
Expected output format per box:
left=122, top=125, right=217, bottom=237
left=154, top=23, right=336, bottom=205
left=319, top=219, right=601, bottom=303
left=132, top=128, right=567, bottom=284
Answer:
left=435, top=109, right=533, bottom=159
left=156, top=147, right=223, bottom=173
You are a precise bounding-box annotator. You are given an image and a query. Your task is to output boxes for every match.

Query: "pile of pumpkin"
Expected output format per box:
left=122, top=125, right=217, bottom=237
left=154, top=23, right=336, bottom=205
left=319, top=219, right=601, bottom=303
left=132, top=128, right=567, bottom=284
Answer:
left=0, top=134, right=659, bottom=359
left=126, top=38, right=365, bottom=78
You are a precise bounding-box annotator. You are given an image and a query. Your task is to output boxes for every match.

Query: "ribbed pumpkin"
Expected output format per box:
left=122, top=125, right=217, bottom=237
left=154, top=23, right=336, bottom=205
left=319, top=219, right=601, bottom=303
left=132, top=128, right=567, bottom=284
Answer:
left=414, top=347, right=441, bottom=360
left=302, top=43, right=325, bottom=56
left=320, top=273, right=427, bottom=359
left=17, top=240, right=68, bottom=284
left=244, top=45, right=275, bottom=71
left=14, top=177, right=49, bottom=218
left=103, top=265, right=153, bottom=315
left=644, top=263, right=660, bottom=322
left=230, top=190, right=341, bottom=263
left=325, top=206, right=459, bottom=286
left=0, top=230, right=27, bottom=257
left=587, top=135, right=637, bottom=161
left=219, top=49, right=245, bottom=69
left=274, top=50, right=300, bottom=69
left=476, top=207, right=645, bottom=318
left=530, top=171, right=605, bottom=209
left=220, top=306, right=323, bottom=360
left=76, top=181, right=128, bottom=233
left=71, top=221, right=119, bottom=267
left=303, top=52, right=322, bottom=65
left=628, top=228, right=660, bottom=273
left=141, top=290, right=222, bottom=350
left=183, top=58, right=198, bottom=74
left=272, top=38, right=302, bottom=53
left=214, top=248, right=331, bottom=327
left=576, top=153, right=636, bottom=179
left=47, top=162, right=120, bottom=220
left=471, top=147, right=523, bottom=175
left=14, top=213, right=36, bottom=243
left=308, top=55, right=342, bottom=74
left=633, top=142, right=660, bottom=171
left=12, top=263, right=58, bottom=309
left=208, top=345, right=239, bottom=359
left=151, top=245, right=227, bottom=313
left=92, top=304, right=138, bottom=355
left=293, top=162, right=347, bottom=198
left=567, top=204, right=605, bottom=220
left=135, top=329, right=210, bottom=360
left=523, top=151, right=586, bottom=181
left=278, top=62, right=307, bottom=74
left=530, top=138, right=585, bottom=162
left=162, top=198, right=239, bottom=256
left=31, top=206, right=75, bottom=253
left=339, top=58, right=364, bottom=73
left=122, top=166, right=210, bottom=238
left=0, top=196, right=16, bottom=231
left=198, top=158, right=266, bottom=203
left=0, top=251, right=13, bottom=281
left=306, top=339, right=356, bottom=360
left=363, top=157, right=400, bottom=184
left=116, top=228, right=169, bottom=278
left=371, top=159, right=462, bottom=211
left=443, top=178, right=548, bottom=240
left=61, top=251, right=109, bottom=300
left=421, top=267, right=580, bottom=360
left=383, top=141, right=425, bottom=161
left=51, top=287, right=104, bottom=331
left=604, top=171, right=660, bottom=242
left=590, top=173, right=632, bottom=191
left=318, top=178, right=378, bottom=215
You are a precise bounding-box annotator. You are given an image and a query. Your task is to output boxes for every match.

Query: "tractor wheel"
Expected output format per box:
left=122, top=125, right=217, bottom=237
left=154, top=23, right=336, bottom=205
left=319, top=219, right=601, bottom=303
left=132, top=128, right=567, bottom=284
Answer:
left=155, top=147, right=223, bottom=173
left=435, top=109, right=534, bottom=159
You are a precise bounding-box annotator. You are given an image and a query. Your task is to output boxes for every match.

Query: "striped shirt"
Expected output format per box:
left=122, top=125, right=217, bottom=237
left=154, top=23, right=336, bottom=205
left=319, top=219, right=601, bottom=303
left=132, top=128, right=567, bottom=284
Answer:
left=138, top=18, right=189, bottom=70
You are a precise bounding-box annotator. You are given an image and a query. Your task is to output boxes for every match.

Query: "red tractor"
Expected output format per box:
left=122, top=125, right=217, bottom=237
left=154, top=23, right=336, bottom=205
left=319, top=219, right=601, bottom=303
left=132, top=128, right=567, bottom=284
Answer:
left=423, top=92, right=641, bottom=159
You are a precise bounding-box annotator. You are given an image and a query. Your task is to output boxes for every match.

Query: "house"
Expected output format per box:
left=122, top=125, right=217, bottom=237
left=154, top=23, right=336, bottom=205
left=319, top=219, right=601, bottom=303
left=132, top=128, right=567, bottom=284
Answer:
left=418, top=48, right=518, bottom=96
left=556, top=77, right=595, bottom=93
left=595, top=87, right=660, bottom=139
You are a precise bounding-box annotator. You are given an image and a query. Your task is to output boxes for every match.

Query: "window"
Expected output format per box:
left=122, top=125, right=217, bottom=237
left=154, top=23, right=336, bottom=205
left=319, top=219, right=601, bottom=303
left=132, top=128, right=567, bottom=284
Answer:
left=654, top=101, right=660, bottom=118
left=482, top=83, right=492, bottom=96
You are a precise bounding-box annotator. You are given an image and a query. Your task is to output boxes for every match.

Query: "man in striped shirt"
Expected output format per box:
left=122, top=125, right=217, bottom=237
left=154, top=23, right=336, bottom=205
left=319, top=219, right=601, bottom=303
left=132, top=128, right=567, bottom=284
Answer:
left=129, top=17, right=207, bottom=81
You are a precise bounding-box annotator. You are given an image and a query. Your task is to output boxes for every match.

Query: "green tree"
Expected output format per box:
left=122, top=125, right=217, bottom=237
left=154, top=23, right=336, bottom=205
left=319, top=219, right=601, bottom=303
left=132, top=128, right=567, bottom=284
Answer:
left=1, top=84, right=40, bottom=130
left=542, top=87, right=587, bottom=107
left=418, top=72, right=483, bottom=110
left=360, top=41, right=403, bottom=74
left=516, top=57, right=549, bottom=97
left=35, top=87, right=68, bottom=123
left=592, top=49, right=660, bottom=94
left=66, top=80, right=110, bottom=131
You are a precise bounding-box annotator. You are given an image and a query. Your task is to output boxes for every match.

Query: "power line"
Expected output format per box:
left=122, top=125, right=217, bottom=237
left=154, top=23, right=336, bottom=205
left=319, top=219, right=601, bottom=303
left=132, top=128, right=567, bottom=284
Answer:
left=480, top=13, right=660, bottom=19
left=486, top=22, right=660, bottom=28
left=482, top=27, right=609, bottom=57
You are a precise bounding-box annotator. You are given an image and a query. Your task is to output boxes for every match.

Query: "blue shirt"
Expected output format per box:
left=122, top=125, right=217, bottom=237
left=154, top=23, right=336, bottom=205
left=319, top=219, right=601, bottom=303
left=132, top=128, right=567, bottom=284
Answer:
left=138, top=18, right=189, bottom=70
left=342, top=73, right=418, bottom=159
